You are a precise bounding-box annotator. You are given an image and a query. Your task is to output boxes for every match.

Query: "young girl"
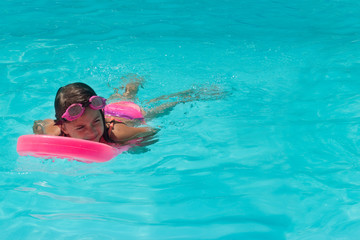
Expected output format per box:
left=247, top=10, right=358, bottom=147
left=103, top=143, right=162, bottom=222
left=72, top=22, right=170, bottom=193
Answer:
left=33, top=77, right=226, bottom=145
left=33, top=81, right=156, bottom=144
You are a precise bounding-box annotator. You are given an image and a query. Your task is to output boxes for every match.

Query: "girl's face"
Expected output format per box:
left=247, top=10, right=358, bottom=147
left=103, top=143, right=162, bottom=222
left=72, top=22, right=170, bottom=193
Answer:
left=61, top=107, right=104, bottom=142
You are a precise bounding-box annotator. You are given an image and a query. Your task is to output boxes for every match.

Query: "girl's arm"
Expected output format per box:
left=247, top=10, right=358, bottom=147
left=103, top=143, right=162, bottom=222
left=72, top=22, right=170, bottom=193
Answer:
left=33, top=119, right=61, bottom=136
left=108, top=122, right=158, bottom=143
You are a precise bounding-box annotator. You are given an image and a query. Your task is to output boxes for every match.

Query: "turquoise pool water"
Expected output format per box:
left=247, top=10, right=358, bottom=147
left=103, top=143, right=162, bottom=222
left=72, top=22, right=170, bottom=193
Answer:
left=2, top=0, right=360, bottom=239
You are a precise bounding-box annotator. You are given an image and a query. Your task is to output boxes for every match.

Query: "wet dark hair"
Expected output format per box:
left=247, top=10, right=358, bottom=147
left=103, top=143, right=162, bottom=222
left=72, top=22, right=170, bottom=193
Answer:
left=54, top=82, right=112, bottom=142
left=55, top=82, right=96, bottom=121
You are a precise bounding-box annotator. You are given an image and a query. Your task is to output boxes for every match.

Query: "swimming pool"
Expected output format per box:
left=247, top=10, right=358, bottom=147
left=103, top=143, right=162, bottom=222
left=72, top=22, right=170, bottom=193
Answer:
left=2, top=0, right=360, bottom=239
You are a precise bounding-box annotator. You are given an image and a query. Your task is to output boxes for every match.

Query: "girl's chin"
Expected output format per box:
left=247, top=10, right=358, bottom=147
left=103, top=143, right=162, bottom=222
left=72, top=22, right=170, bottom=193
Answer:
left=80, top=136, right=100, bottom=142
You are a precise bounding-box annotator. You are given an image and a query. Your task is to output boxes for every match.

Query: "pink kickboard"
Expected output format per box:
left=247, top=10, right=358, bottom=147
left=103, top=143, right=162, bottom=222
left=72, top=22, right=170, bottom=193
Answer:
left=17, top=135, right=129, bottom=163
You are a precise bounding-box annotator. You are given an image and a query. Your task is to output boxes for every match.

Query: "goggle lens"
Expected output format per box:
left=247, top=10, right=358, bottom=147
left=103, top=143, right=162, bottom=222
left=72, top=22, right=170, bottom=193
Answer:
left=90, top=96, right=106, bottom=109
left=68, top=104, right=83, bottom=117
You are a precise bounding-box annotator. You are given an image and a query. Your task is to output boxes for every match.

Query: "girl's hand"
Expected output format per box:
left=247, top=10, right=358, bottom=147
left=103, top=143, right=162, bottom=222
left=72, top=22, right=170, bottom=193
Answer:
left=33, top=119, right=61, bottom=136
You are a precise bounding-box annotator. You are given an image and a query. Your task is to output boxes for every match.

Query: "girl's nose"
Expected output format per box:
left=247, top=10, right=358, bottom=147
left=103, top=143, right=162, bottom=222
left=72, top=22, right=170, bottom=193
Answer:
left=86, top=126, right=98, bottom=140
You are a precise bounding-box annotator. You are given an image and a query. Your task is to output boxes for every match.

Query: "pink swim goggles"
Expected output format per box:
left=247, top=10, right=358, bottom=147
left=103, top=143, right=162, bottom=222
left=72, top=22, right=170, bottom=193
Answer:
left=61, top=96, right=106, bottom=121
